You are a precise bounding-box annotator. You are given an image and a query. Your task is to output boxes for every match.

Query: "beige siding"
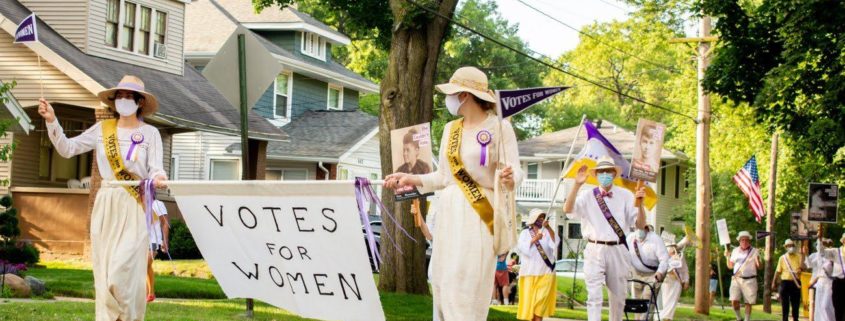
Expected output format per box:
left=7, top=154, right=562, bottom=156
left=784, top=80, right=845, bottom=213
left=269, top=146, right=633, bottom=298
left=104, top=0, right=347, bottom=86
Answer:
left=338, top=134, right=380, bottom=178
left=20, top=0, right=89, bottom=51
left=0, top=31, right=99, bottom=107
left=654, top=164, right=689, bottom=233
left=171, top=131, right=240, bottom=180
left=539, top=161, right=561, bottom=180
left=86, top=0, right=185, bottom=75
left=0, top=132, right=13, bottom=195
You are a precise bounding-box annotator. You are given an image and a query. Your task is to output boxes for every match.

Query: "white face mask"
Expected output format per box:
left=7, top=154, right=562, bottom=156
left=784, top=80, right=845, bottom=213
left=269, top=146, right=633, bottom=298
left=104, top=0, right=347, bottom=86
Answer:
left=787, top=247, right=795, bottom=254
left=445, top=94, right=466, bottom=116
left=115, top=98, right=139, bottom=117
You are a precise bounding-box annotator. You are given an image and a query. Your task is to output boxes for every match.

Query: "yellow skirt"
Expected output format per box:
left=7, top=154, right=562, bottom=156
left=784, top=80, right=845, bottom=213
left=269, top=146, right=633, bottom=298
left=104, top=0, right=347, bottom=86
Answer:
left=517, top=274, right=557, bottom=320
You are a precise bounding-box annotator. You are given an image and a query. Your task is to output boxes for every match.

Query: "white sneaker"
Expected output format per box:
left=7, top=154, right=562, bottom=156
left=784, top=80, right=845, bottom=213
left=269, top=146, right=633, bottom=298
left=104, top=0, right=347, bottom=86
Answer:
left=491, top=299, right=500, bottom=305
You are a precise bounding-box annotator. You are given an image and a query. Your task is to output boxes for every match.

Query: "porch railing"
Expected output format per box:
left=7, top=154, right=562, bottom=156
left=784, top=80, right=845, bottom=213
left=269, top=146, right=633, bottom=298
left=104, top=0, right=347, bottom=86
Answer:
left=515, top=179, right=561, bottom=202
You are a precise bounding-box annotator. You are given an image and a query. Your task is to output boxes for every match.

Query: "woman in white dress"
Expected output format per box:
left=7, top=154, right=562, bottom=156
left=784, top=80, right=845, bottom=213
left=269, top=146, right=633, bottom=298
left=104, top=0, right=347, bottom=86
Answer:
left=384, top=67, right=523, bottom=320
left=38, top=75, right=167, bottom=321
left=811, top=239, right=835, bottom=321
left=660, top=243, right=689, bottom=321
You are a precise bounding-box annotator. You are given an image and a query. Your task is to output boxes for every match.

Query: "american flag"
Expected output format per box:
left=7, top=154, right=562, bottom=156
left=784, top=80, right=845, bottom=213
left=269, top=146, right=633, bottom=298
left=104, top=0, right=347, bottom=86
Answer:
left=733, top=156, right=765, bottom=223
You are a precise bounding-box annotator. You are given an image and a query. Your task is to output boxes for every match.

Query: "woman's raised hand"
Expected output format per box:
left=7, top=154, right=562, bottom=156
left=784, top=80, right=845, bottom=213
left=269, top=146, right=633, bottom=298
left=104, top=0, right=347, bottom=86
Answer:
left=38, top=98, right=56, bottom=123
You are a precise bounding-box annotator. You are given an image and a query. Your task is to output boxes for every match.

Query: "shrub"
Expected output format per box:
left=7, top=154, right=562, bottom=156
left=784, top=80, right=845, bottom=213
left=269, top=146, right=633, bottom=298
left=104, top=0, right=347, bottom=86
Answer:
left=168, top=220, right=202, bottom=259
left=0, top=194, right=38, bottom=266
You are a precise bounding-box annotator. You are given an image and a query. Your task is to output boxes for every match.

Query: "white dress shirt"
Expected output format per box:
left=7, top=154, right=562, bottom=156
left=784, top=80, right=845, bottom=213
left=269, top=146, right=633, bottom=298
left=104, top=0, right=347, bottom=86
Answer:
left=730, top=246, right=759, bottom=277
left=567, top=185, right=637, bottom=242
left=626, top=232, right=669, bottom=274
left=823, top=246, right=845, bottom=279
left=516, top=227, right=560, bottom=276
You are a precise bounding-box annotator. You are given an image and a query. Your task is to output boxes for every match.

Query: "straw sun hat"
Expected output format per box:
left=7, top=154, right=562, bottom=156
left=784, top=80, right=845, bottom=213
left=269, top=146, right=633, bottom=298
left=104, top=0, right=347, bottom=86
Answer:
left=96, top=75, right=159, bottom=117
left=736, top=231, right=752, bottom=241
left=589, top=156, right=623, bottom=176
left=435, top=66, right=497, bottom=103
left=527, top=208, right=546, bottom=225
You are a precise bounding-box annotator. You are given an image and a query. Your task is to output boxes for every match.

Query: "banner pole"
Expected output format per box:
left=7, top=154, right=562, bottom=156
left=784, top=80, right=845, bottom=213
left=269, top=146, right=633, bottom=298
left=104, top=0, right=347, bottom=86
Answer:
left=543, top=114, right=586, bottom=256
left=105, top=179, right=388, bottom=187
left=37, top=55, right=43, bottom=97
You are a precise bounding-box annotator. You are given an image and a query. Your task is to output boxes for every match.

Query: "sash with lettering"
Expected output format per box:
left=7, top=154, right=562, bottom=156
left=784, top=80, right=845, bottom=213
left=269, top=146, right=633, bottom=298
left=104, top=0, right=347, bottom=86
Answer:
left=733, top=248, right=757, bottom=277
left=529, top=228, right=555, bottom=270
left=781, top=255, right=802, bottom=287
left=447, top=119, right=494, bottom=234
left=593, top=187, right=628, bottom=249
left=633, top=239, right=658, bottom=272
left=102, top=119, right=143, bottom=206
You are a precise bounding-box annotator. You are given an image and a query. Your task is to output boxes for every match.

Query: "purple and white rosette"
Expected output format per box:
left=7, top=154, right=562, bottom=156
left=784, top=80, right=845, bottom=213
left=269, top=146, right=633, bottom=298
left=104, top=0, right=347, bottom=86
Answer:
left=476, top=129, right=492, bottom=166
left=126, top=132, right=144, bottom=161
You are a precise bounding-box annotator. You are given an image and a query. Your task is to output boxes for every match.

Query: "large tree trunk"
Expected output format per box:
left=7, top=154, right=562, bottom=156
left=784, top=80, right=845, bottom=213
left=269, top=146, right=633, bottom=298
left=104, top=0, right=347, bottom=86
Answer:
left=377, top=0, right=458, bottom=294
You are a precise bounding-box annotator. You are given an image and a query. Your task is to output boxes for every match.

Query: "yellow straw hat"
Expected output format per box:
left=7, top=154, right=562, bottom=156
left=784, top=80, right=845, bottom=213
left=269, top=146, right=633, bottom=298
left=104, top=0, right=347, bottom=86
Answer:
left=435, top=67, right=497, bottom=103
left=96, top=75, right=159, bottom=117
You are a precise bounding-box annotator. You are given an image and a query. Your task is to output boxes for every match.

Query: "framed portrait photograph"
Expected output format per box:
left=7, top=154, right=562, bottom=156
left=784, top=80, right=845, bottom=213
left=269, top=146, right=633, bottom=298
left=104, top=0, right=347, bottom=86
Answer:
left=629, top=118, right=666, bottom=182
left=390, top=123, right=434, bottom=201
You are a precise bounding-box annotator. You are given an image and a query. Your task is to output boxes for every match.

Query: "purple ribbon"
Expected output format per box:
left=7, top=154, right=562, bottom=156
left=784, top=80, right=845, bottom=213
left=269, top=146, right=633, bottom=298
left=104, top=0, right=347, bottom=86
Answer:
left=354, top=177, right=416, bottom=271
left=126, top=132, right=144, bottom=161
left=139, top=179, right=156, bottom=252
left=477, top=130, right=492, bottom=166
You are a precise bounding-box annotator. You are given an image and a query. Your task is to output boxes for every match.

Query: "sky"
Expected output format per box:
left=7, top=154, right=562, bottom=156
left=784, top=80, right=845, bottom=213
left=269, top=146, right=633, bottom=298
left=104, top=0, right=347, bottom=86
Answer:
left=492, top=0, right=634, bottom=59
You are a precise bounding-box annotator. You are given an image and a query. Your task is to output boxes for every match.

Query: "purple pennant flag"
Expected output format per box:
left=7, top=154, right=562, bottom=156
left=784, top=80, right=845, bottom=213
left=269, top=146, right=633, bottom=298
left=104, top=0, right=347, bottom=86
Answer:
left=497, top=86, right=570, bottom=119
left=14, top=13, right=38, bottom=43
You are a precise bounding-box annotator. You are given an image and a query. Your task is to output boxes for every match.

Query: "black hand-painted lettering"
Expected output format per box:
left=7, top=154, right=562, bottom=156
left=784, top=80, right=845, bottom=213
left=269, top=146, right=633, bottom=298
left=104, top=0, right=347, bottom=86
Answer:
left=292, top=207, right=314, bottom=232
left=297, top=246, right=312, bottom=260
left=321, top=208, right=337, bottom=233
left=268, top=266, right=285, bottom=287
left=232, top=262, right=258, bottom=280
left=205, top=205, right=224, bottom=226
left=313, top=274, right=334, bottom=296
left=286, top=273, right=309, bottom=295
left=263, top=207, right=283, bottom=232
left=339, top=273, right=362, bottom=301
left=238, top=206, right=257, bottom=229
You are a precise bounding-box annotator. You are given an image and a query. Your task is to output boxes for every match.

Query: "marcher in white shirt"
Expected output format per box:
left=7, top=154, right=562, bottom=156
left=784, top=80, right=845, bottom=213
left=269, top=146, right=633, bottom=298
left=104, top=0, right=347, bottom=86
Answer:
left=725, top=231, right=761, bottom=321
left=821, top=234, right=845, bottom=321
left=516, top=209, right=560, bottom=321
left=626, top=224, right=669, bottom=300
left=811, top=239, right=836, bottom=321
left=660, top=243, right=689, bottom=321
left=563, top=156, right=646, bottom=321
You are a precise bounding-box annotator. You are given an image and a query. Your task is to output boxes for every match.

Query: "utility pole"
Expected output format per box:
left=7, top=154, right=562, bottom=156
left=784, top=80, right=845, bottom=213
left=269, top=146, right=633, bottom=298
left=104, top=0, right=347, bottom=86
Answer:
left=237, top=33, right=255, bottom=319
left=763, top=132, right=779, bottom=312
left=670, top=15, right=717, bottom=314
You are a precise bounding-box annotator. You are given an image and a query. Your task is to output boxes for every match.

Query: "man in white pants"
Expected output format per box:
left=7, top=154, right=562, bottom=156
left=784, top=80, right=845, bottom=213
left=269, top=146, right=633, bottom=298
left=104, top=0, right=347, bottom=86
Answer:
left=626, top=224, right=668, bottom=301
left=564, top=157, right=646, bottom=321
left=726, top=231, right=761, bottom=321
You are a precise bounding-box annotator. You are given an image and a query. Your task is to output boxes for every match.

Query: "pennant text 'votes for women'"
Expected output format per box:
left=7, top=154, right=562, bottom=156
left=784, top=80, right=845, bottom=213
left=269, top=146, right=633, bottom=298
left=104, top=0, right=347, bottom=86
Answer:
left=14, top=13, right=38, bottom=43
left=497, top=86, right=569, bottom=119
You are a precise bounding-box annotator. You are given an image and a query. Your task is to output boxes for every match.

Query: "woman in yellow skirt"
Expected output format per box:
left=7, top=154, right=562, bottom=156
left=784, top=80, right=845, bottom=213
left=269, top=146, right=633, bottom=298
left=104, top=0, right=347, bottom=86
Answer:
left=38, top=75, right=167, bottom=321
left=516, top=209, right=559, bottom=321
left=385, top=66, right=523, bottom=320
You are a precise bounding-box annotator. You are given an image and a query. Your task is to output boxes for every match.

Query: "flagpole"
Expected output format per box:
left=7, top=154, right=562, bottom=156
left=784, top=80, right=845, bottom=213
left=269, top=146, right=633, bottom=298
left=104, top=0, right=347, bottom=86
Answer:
left=37, top=55, right=43, bottom=97
left=544, top=114, right=587, bottom=257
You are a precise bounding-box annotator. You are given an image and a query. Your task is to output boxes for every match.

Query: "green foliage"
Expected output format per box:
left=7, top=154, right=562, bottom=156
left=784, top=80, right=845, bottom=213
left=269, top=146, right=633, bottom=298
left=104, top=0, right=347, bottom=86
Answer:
left=168, top=220, right=202, bottom=260
left=701, top=0, right=845, bottom=162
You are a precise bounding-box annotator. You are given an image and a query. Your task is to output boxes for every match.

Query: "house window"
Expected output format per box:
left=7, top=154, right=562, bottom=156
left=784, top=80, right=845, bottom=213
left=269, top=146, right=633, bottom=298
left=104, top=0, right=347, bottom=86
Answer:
left=108, top=1, right=167, bottom=58
left=169, top=155, right=179, bottom=180
left=39, top=120, right=92, bottom=182
left=674, top=165, right=681, bottom=199
left=266, top=169, right=282, bottom=180
left=567, top=223, right=582, bottom=239
left=300, top=32, right=326, bottom=60
left=154, top=11, right=167, bottom=58
left=209, top=158, right=239, bottom=180
left=138, top=7, right=151, bottom=55
left=659, top=161, right=666, bottom=195
left=327, top=85, right=343, bottom=110
left=339, top=168, right=349, bottom=180
left=281, top=169, right=308, bottom=181
left=105, top=0, right=120, bottom=47
left=121, top=2, right=136, bottom=51
left=274, top=73, right=292, bottom=119
left=527, top=163, right=539, bottom=180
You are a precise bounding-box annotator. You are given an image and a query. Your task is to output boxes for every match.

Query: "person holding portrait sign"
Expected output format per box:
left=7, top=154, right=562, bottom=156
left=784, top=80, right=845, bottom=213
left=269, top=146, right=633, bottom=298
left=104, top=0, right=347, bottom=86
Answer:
left=384, top=66, right=523, bottom=321
left=725, top=231, right=761, bottom=321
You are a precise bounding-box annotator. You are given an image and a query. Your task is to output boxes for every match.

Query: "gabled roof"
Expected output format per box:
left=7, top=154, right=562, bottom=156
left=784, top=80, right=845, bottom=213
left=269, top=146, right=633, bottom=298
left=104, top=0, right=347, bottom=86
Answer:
left=185, top=0, right=377, bottom=93
left=228, top=110, right=378, bottom=161
left=0, top=0, right=286, bottom=141
left=519, top=120, right=687, bottom=161
left=209, top=0, right=349, bottom=44
left=0, top=80, right=33, bottom=134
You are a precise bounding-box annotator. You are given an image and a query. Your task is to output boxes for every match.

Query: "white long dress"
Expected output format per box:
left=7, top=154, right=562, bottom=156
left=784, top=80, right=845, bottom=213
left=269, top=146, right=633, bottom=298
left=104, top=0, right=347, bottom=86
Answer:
left=811, top=252, right=835, bottom=321
left=47, top=119, right=165, bottom=321
left=660, top=254, right=689, bottom=320
left=418, top=113, right=524, bottom=321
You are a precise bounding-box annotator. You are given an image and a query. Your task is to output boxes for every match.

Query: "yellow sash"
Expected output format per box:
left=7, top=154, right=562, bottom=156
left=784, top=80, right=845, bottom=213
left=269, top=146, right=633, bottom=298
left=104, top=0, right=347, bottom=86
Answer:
left=447, top=119, right=494, bottom=235
left=101, top=119, right=143, bottom=206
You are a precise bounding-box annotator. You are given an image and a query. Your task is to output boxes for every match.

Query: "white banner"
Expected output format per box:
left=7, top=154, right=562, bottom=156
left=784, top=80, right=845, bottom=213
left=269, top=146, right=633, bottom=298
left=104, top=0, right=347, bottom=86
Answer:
left=170, top=181, right=385, bottom=321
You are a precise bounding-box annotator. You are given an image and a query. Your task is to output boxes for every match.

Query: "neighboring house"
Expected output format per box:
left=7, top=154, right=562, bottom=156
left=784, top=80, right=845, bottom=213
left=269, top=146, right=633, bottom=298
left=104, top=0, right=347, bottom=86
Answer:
left=0, top=0, right=285, bottom=258
left=176, top=0, right=381, bottom=183
left=517, top=120, right=690, bottom=257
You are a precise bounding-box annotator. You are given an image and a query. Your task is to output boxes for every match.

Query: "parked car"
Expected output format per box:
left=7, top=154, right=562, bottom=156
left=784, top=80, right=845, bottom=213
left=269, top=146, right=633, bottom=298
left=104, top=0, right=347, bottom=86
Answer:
left=554, top=258, right=585, bottom=280
left=363, top=220, right=381, bottom=272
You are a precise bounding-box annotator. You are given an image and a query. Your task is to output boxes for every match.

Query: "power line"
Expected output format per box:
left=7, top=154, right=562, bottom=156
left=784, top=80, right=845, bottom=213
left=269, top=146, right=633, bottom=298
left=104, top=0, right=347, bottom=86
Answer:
left=404, top=0, right=698, bottom=122
left=594, top=0, right=630, bottom=12
left=514, top=0, right=681, bottom=74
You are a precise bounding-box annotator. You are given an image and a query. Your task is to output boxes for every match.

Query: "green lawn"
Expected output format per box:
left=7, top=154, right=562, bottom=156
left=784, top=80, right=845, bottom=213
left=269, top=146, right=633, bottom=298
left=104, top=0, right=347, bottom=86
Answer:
left=3, top=260, right=780, bottom=320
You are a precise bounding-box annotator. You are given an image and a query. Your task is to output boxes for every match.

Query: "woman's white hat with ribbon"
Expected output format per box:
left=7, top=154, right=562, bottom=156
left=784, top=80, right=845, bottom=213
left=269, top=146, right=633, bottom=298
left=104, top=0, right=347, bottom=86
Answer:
left=527, top=208, right=546, bottom=225
left=435, top=66, right=497, bottom=103
left=97, top=75, right=159, bottom=117
left=736, top=230, right=752, bottom=241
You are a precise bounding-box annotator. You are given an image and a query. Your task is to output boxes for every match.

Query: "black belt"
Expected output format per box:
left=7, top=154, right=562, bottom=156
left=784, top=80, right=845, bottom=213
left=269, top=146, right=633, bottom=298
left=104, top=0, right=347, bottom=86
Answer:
left=738, top=275, right=757, bottom=280
left=588, top=239, right=622, bottom=246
